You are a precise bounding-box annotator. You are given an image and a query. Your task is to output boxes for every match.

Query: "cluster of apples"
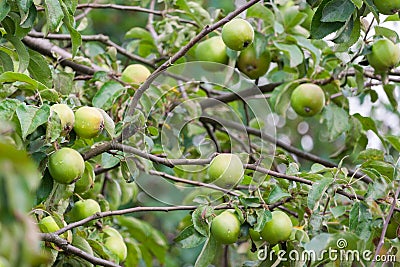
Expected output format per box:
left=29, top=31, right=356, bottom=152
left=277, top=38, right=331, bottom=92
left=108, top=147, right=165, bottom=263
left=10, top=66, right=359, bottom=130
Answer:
left=47, top=104, right=104, bottom=185
left=206, top=153, right=300, bottom=245
left=195, top=18, right=270, bottom=80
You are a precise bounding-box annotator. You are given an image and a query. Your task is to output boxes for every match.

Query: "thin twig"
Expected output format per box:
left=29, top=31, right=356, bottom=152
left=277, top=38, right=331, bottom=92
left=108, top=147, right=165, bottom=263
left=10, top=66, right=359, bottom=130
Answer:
left=371, top=182, right=400, bottom=267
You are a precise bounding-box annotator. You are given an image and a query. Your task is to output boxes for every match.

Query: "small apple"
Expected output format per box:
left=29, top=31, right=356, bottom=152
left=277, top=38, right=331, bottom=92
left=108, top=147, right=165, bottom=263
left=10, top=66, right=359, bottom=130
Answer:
left=50, top=104, right=75, bottom=133
left=237, top=45, right=271, bottom=79
left=121, top=64, right=151, bottom=85
left=222, top=18, right=254, bottom=51
left=208, top=153, right=244, bottom=188
left=102, top=226, right=124, bottom=240
left=367, top=38, right=400, bottom=72
left=75, top=163, right=94, bottom=194
left=211, top=211, right=241, bottom=244
left=67, top=199, right=101, bottom=222
left=74, top=106, right=104, bottom=139
left=260, top=210, right=293, bottom=244
left=373, top=0, right=400, bottom=15
left=38, top=216, right=60, bottom=233
left=48, top=148, right=85, bottom=184
left=290, top=83, right=325, bottom=117
left=195, top=36, right=229, bottom=65
left=104, top=236, right=127, bottom=261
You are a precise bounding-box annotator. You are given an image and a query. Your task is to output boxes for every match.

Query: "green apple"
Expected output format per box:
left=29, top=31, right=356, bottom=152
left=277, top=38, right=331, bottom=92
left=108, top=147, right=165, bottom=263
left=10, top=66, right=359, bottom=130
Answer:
left=48, top=148, right=85, bottom=184
left=74, top=106, right=104, bottom=139
left=367, top=39, right=400, bottom=72
left=50, top=104, right=75, bottom=133
left=121, top=64, right=151, bottom=85
left=75, top=163, right=94, bottom=194
left=237, top=45, right=270, bottom=79
left=38, top=216, right=60, bottom=233
left=211, top=211, right=241, bottom=244
left=104, top=236, right=127, bottom=261
left=208, top=153, right=244, bottom=188
left=290, top=83, right=325, bottom=117
left=260, top=210, right=293, bottom=244
left=373, top=0, right=400, bottom=15
left=222, top=18, right=254, bottom=51
left=195, top=36, right=228, bottom=64
left=67, top=199, right=101, bottom=222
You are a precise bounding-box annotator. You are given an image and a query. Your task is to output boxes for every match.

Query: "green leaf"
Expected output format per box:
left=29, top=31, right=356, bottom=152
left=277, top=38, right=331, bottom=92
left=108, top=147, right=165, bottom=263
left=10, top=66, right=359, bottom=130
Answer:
left=175, top=225, right=207, bottom=248
left=7, top=36, right=30, bottom=73
left=269, top=82, right=298, bottom=117
left=330, top=206, right=346, bottom=218
left=321, top=0, right=355, bottom=22
left=46, top=109, right=62, bottom=142
left=0, top=99, right=20, bottom=121
left=239, top=196, right=261, bottom=208
left=322, top=103, right=350, bottom=141
left=273, top=42, right=304, bottom=67
left=0, top=71, right=49, bottom=92
left=307, top=177, right=334, bottom=211
left=92, top=81, right=125, bottom=111
left=293, top=35, right=322, bottom=67
left=310, top=0, right=345, bottom=39
left=353, top=113, right=386, bottom=149
left=0, top=1, right=10, bottom=22
left=0, top=50, right=14, bottom=72
left=192, top=206, right=213, bottom=237
left=97, top=108, right=115, bottom=138
left=125, top=239, right=142, bottom=267
left=253, top=210, right=272, bottom=232
left=17, top=0, right=33, bottom=13
left=28, top=49, right=52, bottom=88
left=247, top=3, right=275, bottom=25
left=125, top=27, right=154, bottom=43
left=386, top=135, right=400, bottom=152
left=374, top=26, right=399, bottom=43
left=194, top=236, right=217, bottom=267
left=349, top=202, right=372, bottom=240
left=16, top=103, right=50, bottom=140
left=383, top=84, right=397, bottom=110
left=356, top=148, right=384, bottom=162
left=350, top=0, right=363, bottom=8
left=266, top=185, right=291, bottom=203
left=60, top=1, right=81, bottom=57
left=334, top=16, right=360, bottom=52
left=44, top=0, right=64, bottom=32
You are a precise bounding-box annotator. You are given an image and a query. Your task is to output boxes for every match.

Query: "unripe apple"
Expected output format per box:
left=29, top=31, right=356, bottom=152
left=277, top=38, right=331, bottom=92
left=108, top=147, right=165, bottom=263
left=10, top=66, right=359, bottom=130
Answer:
left=38, top=216, right=60, bottom=233
left=48, top=148, right=85, bottom=184
left=237, top=45, right=271, bottom=79
left=50, top=104, right=75, bottom=133
left=373, top=0, right=400, bottom=15
left=208, top=153, right=244, bottom=188
left=104, top=236, right=127, bottom=261
left=260, top=210, right=293, bottom=244
left=195, top=36, right=229, bottom=65
left=290, top=83, right=325, bottom=117
left=211, top=211, right=241, bottom=244
left=121, top=64, right=151, bottom=84
left=222, top=18, right=254, bottom=51
left=74, top=106, right=104, bottom=139
left=67, top=199, right=101, bottom=222
left=367, top=39, right=400, bottom=72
